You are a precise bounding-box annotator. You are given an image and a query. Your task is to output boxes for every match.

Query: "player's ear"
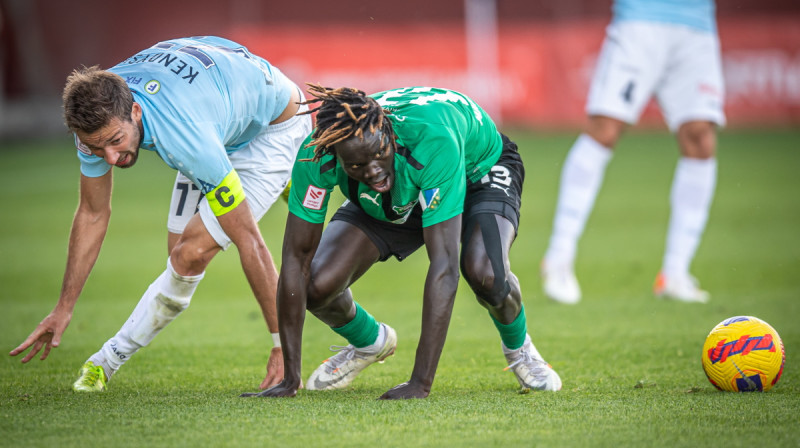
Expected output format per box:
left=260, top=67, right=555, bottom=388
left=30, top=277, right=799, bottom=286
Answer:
left=131, top=102, right=142, bottom=122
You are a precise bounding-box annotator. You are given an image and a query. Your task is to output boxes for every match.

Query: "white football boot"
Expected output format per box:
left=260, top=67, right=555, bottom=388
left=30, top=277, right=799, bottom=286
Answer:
left=306, top=323, right=397, bottom=390
left=541, top=260, right=581, bottom=304
left=654, top=272, right=710, bottom=303
left=503, top=334, right=562, bottom=391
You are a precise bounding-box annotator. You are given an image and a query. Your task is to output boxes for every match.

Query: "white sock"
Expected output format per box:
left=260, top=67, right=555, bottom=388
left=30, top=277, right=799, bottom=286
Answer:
left=93, top=258, right=204, bottom=374
left=545, top=134, right=613, bottom=267
left=662, top=157, right=717, bottom=278
left=358, top=323, right=386, bottom=354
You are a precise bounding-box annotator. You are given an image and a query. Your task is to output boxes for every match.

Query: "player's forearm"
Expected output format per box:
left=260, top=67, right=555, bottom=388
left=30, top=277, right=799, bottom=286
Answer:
left=275, top=258, right=310, bottom=383
left=57, top=206, right=110, bottom=312
left=412, top=217, right=462, bottom=388
left=218, top=200, right=280, bottom=333
left=277, top=214, right=324, bottom=383
left=238, top=241, right=280, bottom=333
left=410, top=265, right=459, bottom=389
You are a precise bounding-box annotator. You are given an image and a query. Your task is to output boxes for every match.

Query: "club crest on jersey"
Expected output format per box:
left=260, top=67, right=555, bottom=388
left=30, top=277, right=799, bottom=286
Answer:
left=144, top=80, right=161, bottom=95
left=74, top=134, right=92, bottom=155
left=303, top=185, right=326, bottom=210
left=391, top=201, right=417, bottom=217
left=419, top=188, right=440, bottom=211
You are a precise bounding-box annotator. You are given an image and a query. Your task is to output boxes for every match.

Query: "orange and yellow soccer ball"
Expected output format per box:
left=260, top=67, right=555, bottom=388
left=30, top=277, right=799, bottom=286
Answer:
left=702, top=316, right=785, bottom=392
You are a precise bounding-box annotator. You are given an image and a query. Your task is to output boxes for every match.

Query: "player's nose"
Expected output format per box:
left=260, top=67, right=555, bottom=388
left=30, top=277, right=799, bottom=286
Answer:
left=364, top=162, right=381, bottom=179
left=102, top=148, right=120, bottom=165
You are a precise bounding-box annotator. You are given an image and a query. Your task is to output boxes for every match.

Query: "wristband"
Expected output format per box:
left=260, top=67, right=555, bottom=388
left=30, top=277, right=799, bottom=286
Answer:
left=271, top=332, right=281, bottom=348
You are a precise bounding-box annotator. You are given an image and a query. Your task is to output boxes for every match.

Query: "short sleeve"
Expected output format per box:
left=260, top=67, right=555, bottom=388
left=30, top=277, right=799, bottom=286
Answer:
left=417, top=135, right=466, bottom=227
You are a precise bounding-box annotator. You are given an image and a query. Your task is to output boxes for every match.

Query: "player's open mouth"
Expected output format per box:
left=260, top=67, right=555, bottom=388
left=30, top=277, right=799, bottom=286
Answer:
left=370, top=176, right=390, bottom=193
left=116, top=154, right=136, bottom=168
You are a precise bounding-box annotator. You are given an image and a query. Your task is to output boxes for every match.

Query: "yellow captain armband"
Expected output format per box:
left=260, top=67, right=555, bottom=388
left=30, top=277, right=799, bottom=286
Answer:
left=206, top=170, right=246, bottom=216
left=280, top=179, right=292, bottom=203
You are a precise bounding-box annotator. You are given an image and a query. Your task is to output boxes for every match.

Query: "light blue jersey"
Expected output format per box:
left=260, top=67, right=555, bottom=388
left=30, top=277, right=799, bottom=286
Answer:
left=77, top=36, right=294, bottom=195
left=613, top=0, right=716, bottom=33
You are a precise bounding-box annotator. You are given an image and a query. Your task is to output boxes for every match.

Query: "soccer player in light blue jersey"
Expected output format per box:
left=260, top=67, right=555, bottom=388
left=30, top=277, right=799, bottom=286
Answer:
left=542, top=0, right=725, bottom=304
left=10, top=36, right=312, bottom=392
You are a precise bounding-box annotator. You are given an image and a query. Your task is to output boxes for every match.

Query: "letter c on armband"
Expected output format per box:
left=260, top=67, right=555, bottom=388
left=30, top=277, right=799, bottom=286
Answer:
left=215, top=187, right=235, bottom=207
left=206, top=170, right=245, bottom=216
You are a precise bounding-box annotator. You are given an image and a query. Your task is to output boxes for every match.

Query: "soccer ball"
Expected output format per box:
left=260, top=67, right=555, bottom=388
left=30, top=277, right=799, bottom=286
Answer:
left=701, top=316, right=785, bottom=392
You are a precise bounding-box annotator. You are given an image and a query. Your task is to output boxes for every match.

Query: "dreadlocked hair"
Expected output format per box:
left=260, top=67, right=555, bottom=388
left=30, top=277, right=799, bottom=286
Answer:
left=299, top=83, right=394, bottom=161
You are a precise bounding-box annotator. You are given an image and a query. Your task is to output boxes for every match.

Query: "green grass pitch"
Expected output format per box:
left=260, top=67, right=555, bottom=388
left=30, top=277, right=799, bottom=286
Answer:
left=1, top=128, right=798, bottom=447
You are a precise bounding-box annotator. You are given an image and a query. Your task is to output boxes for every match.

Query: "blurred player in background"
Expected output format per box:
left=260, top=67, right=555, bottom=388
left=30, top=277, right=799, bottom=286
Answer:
left=9, top=36, right=312, bottom=391
left=244, top=85, right=561, bottom=400
left=541, top=0, right=725, bottom=304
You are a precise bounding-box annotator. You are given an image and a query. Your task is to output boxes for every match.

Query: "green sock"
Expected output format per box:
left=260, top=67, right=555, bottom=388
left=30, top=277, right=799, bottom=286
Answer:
left=332, top=302, right=380, bottom=348
left=491, top=305, right=528, bottom=350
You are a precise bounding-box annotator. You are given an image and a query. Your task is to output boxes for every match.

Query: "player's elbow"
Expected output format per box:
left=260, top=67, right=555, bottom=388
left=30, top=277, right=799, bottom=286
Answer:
left=430, top=261, right=460, bottom=295
left=75, top=203, right=111, bottom=227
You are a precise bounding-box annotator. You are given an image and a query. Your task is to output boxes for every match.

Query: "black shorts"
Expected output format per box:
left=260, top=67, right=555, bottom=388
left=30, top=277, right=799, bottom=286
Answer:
left=330, top=133, right=525, bottom=262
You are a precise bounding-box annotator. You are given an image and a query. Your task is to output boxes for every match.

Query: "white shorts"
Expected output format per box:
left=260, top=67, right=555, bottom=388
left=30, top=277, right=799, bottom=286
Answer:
left=166, top=100, right=312, bottom=250
left=586, top=21, right=726, bottom=131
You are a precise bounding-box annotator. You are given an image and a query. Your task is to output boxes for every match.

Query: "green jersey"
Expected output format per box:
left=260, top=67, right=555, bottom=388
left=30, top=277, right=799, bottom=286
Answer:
left=288, top=87, right=503, bottom=227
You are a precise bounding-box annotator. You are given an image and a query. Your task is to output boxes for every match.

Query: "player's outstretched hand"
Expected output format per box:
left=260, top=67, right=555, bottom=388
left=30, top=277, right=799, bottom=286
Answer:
left=259, top=346, right=285, bottom=389
left=9, top=310, right=72, bottom=363
left=241, top=378, right=302, bottom=398
left=379, top=380, right=430, bottom=400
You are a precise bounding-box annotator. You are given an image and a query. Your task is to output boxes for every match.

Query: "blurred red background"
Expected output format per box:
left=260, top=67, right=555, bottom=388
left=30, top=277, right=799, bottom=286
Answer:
left=2, top=0, right=798, bottom=136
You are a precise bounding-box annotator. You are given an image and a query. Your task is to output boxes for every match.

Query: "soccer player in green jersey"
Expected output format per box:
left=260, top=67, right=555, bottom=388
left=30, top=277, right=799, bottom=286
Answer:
left=244, top=85, right=562, bottom=399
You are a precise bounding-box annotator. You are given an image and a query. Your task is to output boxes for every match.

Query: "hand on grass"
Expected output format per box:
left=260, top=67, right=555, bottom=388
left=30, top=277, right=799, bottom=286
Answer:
left=242, top=377, right=302, bottom=398
left=9, top=310, right=71, bottom=362
left=259, top=346, right=285, bottom=389
left=379, top=380, right=430, bottom=400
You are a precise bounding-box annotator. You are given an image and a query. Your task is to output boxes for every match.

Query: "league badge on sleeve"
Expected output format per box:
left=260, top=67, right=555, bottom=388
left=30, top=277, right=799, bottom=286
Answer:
left=419, top=188, right=440, bottom=211
left=303, top=185, right=327, bottom=210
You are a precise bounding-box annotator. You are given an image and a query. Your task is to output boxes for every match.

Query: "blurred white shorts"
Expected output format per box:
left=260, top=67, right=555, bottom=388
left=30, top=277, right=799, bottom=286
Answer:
left=166, top=101, right=311, bottom=250
left=586, top=20, right=726, bottom=131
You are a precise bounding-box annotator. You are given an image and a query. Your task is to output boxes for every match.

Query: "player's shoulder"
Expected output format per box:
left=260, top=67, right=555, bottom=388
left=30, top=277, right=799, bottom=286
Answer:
left=372, top=87, right=465, bottom=106
left=294, top=138, right=319, bottom=164
left=154, top=36, right=245, bottom=52
left=293, top=145, right=338, bottom=179
left=377, top=87, right=483, bottom=127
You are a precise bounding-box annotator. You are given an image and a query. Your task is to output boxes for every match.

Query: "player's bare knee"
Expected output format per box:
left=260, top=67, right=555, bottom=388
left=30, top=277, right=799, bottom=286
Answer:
left=170, top=244, right=213, bottom=275
left=678, top=121, right=717, bottom=159
left=306, top=277, right=340, bottom=311
left=586, top=115, right=626, bottom=148
left=459, top=256, right=483, bottom=288
left=463, top=266, right=509, bottom=308
left=465, top=272, right=494, bottom=300
left=475, top=279, right=511, bottom=308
